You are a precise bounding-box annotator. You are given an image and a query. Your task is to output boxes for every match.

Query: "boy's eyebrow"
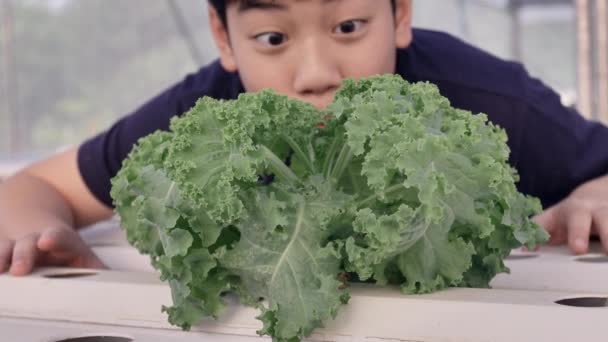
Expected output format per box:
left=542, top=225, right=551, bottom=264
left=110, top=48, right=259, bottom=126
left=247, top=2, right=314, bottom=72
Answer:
left=238, top=0, right=340, bottom=12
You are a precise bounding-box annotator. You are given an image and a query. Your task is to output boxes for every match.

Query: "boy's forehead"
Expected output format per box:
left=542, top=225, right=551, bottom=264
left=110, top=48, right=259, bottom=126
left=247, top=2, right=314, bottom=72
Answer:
left=234, top=0, right=343, bottom=11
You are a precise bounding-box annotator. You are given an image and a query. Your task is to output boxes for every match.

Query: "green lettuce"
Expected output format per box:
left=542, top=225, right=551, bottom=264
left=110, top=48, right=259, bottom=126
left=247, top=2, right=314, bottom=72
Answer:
left=111, top=75, right=548, bottom=342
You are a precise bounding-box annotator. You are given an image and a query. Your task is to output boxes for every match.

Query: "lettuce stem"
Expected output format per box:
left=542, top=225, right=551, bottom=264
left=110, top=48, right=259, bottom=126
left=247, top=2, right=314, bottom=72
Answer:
left=356, top=183, right=405, bottom=208
left=281, top=134, right=317, bottom=174
left=322, top=135, right=343, bottom=178
left=260, top=145, right=301, bottom=186
left=330, top=143, right=353, bottom=182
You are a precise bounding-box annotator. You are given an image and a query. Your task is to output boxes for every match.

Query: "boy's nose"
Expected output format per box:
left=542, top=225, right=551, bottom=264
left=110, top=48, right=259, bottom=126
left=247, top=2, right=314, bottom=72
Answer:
left=292, top=40, right=342, bottom=100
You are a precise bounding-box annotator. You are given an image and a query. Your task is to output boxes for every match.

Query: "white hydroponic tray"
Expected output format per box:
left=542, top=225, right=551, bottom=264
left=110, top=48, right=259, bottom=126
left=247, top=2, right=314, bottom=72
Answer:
left=1, top=220, right=606, bottom=342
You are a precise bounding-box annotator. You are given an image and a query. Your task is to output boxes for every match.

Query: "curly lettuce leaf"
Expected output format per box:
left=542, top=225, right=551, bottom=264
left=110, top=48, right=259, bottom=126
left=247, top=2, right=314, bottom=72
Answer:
left=329, top=75, right=548, bottom=293
left=220, top=181, right=350, bottom=341
left=111, top=75, right=549, bottom=341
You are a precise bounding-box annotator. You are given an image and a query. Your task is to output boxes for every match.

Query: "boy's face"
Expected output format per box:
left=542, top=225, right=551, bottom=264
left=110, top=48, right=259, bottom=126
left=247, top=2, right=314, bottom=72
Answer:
left=209, top=0, right=413, bottom=110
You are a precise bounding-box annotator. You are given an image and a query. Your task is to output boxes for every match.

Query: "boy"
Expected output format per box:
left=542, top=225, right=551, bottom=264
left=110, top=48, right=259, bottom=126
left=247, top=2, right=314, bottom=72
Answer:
left=1, top=0, right=608, bottom=277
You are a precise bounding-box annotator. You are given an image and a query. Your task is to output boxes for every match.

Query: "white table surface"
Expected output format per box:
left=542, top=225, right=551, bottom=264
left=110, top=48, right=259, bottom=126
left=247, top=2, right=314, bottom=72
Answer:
left=1, top=220, right=606, bottom=342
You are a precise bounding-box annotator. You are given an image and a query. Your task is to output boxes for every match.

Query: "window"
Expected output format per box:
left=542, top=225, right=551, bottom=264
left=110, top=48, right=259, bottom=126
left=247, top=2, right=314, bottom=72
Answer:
left=0, top=0, right=606, bottom=170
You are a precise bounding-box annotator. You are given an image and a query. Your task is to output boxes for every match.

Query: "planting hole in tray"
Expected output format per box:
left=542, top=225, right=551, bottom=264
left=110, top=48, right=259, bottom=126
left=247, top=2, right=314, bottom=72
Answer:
left=44, top=271, right=99, bottom=279
left=54, top=336, right=133, bottom=342
left=555, top=297, right=608, bottom=307
left=575, top=255, right=608, bottom=263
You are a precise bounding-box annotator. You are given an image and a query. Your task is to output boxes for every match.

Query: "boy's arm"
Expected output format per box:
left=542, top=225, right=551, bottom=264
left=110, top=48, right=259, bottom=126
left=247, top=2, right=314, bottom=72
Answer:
left=0, top=147, right=113, bottom=238
left=0, top=147, right=111, bottom=275
left=487, top=66, right=608, bottom=255
left=533, top=173, right=608, bottom=255
left=0, top=60, right=239, bottom=275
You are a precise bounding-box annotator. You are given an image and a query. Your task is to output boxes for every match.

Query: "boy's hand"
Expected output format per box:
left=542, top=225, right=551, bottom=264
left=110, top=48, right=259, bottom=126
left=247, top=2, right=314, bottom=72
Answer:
left=533, top=174, right=608, bottom=255
left=0, top=225, right=106, bottom=276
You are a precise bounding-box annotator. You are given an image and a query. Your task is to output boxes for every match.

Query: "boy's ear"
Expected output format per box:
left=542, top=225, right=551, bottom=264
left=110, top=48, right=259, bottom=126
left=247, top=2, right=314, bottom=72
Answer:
left=394, top=0, right=413, bottom=48
left=208, top=5, right=238, bottom=72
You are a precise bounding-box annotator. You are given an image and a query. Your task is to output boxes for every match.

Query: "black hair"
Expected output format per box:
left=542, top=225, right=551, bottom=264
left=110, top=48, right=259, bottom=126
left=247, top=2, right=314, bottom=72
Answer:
left=208, top=0, right=397, bottom=28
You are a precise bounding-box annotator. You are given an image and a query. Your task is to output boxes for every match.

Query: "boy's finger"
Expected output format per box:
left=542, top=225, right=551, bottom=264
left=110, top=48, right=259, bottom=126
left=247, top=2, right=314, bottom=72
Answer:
left=532, top=206, right=558, bottom=231
left=82, top=252, right=107, bottom=269
left=0, top=239, right=14, bottom=273
left=37, top=227, right=106, bottom=269
left=566, top=207, right=592, bottom=255
left=37, top=226, right=80, bottom=253
left=592, top=207, right=608, bottom=254
left=533, top=206, right=564, bottom=244
left=10, top=235, right=39, bottom=276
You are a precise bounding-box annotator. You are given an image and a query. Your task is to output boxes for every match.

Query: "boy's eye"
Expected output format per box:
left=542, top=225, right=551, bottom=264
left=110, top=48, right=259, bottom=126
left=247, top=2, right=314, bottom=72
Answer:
left=333, top=19, right=367, bottom=35
left=254, top=32, right=286, bottom=46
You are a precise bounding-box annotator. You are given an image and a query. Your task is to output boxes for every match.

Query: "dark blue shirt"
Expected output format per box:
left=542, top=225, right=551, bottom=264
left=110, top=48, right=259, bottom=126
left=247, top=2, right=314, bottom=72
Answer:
left=78, top=29, right=608, bottom=208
